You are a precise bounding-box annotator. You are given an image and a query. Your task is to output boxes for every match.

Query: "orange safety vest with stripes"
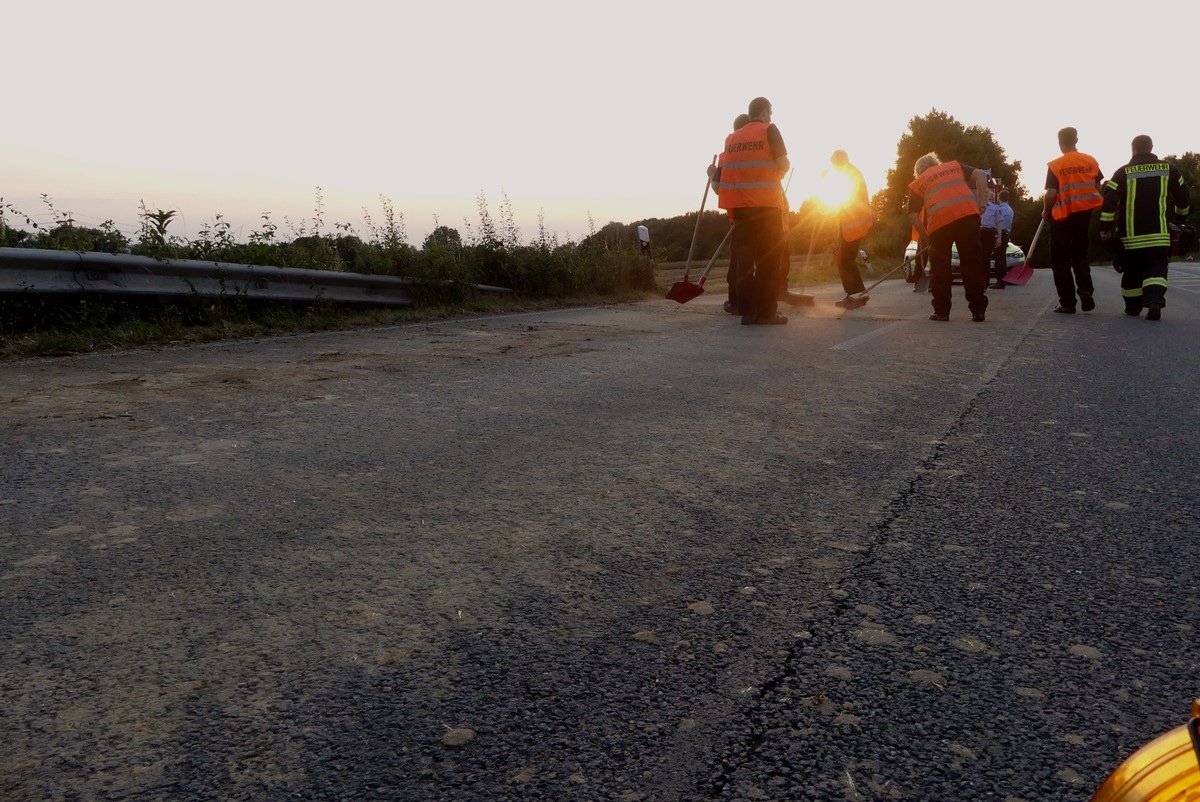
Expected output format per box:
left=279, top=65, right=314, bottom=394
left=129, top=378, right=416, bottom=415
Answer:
left=839, top=164, right=873, bottom=241
left=717, top=121, right=785, bottom=211
left=1047, top=152, right=1103, bottom=221
left=908, top=160, right=979, bottom=234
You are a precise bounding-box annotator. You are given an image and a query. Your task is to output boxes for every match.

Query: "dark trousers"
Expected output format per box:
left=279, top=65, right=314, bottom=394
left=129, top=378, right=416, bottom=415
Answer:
left=836, top=236, right=866, bottom=295
left=1050, top=211, right=1094, bottom=308
left=1120, top=246, right=1170, bottom=312
left=730, top=207, right=784, bottom=319
left=979, top=228, right=997, bottom=280
left=726, top=252, right=740, bottom=309
left=993, top=230, right=1010, bottom=279
left=929, top=215, right=989, bottom=317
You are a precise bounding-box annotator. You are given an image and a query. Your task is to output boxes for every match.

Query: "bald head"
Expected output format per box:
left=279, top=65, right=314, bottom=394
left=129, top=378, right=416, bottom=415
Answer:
left=1132, top=134, right=1154, bottom=155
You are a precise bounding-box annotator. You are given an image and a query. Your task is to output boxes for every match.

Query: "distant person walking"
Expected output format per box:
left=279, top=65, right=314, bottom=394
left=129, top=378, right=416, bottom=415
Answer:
left=908, top=153, right=990, bottom=321
left=980, top=188, right=1015, bottom=288
left=715, top=97, right=790, bottom=325
left=1045, top=127, right=1104, bottom=313
left=1099, top=134, right=1191, bottom=320
left=830, top=150, right=873, bottom=303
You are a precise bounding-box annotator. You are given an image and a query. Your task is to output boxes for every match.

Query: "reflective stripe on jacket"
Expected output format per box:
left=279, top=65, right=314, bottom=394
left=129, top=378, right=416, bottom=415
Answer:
left=838, top=164, right=873, bottom=241
left=717, top=121, right=785, bottom=210
left=1048, top=152, right=1103, bottom=221
left=1101, top=160, right=1192, bottom=250
left=908, top=161, right=978, bottom=234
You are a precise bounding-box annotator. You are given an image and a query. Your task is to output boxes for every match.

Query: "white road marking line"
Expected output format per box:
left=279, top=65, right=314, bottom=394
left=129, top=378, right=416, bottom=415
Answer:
left=831, top=315, right=924, bottom=350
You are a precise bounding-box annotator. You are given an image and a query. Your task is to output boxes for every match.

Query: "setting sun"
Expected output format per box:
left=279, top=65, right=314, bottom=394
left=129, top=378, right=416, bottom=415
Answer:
left=811, top=169, right=854, bottom=212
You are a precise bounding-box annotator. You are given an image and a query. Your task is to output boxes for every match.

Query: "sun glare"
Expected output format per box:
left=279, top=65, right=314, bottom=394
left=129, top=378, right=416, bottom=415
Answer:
left=812, top=170, right=854, bottom=212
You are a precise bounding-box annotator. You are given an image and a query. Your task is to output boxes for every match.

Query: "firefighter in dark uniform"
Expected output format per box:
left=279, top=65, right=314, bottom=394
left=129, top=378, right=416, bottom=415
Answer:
left=908, top=152, right=991, bottom=321
left=1100, top=135, right=1191, bottom=321
left=713, top=96, right=790, bottom=325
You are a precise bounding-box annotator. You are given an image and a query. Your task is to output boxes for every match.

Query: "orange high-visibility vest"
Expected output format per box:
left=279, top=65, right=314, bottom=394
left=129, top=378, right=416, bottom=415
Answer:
left=717, top=121, right=785, bottom=210
left=908, top=160, right=978, bottom=234
left=1047, top=152, right=1103, bottom=221
left=839, top=164, right=873, bottom=241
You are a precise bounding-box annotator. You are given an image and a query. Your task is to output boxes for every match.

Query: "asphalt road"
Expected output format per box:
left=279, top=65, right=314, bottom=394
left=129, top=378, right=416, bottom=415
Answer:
left=2, top=265, right=1198, bottom=801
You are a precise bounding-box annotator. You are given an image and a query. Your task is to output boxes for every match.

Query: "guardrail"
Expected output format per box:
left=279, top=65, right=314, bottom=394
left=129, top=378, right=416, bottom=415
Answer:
left=0, top=248, right=512, bottom=307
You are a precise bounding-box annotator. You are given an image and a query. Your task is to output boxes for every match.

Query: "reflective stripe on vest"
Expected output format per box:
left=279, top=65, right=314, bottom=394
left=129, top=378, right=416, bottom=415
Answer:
left=717, top=121, right=785, bottom=210
left=840, top=200, right=873, bottom=241
left=908, top=161, right=977, bottom=234
left=1048, top=152, right=1103, bottom=220
left=839, top=165, right=873, bottom=241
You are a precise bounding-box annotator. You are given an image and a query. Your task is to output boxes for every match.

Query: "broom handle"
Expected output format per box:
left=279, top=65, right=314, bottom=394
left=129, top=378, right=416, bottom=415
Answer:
left=855, top=246, right=931, bottom=297
left=697, top=225, right=734, bottom=283
left=683, top=154, right=719, bottom=281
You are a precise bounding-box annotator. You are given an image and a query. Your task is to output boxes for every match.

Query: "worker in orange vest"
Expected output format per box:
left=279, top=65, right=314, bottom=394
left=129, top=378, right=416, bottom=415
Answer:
left=830, top=150, right=873, bottom=302
left=713, top=96, right=790, bottom=325
left=710, top=113, right=752, bottom=315
left=1044, top=127, right=1105, bottom=313
left=908, top=152, right=991, bottom=321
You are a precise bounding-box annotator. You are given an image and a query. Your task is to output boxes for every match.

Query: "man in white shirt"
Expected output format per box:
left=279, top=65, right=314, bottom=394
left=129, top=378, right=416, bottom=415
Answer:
left=990, top=190, right=1015, bottom=288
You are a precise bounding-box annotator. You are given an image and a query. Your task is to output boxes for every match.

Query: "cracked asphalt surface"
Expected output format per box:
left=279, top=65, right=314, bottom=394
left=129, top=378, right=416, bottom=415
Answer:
left=2, top=266, right=1198, bottom=801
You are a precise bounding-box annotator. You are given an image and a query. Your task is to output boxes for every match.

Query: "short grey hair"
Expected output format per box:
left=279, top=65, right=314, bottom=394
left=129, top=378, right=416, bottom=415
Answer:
left=914, top=152, right=941, bottom=177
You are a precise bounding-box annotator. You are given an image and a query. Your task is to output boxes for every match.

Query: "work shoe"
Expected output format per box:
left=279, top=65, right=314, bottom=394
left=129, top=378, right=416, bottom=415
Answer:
left=1053, top=305, right=1076, bottom=314
left=724, top=301, right=741, bottom=315
left=1125, top=308, right=1142, bottom=317
left=929, top=313, right=949, bottom=321
left=1146, top=304, right=1162, bottom=321
left=971, top=313, right=985, bottom=322
left=989, top=281, right=1006, bottom=289
left=760, top=314, right=788, bottom=325
left=740, top=314, right=757, bottom=325
left=1080, top=293, right=1095, bottom=312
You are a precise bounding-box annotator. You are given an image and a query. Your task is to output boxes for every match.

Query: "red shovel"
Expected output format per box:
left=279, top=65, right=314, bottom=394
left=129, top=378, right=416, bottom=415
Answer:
left=1003, top=217, right=1043, bottom=285
left=667, top=155, right=718, bottom=303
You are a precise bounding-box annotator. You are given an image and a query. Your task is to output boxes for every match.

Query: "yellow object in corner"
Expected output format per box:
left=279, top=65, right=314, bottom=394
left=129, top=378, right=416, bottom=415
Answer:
left=1090, top=700, right=1200, bottom=801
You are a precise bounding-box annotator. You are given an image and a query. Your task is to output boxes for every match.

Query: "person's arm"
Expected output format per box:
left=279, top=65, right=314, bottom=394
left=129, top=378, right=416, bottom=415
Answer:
left=1044, top=167, right=1059, bottom=220
left=908, top=191, right=929, bottom=241
left=1170, top=165, right=1191, bottom=223
left=1098, top=170, right=1121, bottom=239
left=707, top=154, right=723, bottom=193
left=909, top=213, right=928, bottom=241
left=968, top=169, right=988, bottom=215
left=767, top=125, right=790, bottom=178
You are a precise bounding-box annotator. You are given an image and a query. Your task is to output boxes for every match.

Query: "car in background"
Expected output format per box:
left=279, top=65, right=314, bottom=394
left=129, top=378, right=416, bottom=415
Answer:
left=904, top=240, right=1026, bottom=284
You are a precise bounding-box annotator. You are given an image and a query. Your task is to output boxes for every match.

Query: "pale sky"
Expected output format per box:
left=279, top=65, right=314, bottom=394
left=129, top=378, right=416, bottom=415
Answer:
left=2, top=0, right=1194, bottom=247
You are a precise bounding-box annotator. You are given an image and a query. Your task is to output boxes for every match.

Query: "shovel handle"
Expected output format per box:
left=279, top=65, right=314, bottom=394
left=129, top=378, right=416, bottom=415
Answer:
left=1024, top=216, right=1046, bottom=262
left=683, top=154, right=719, bottom=280
left=852, top=246, right=931, bottom=299
left=697, top=225, right=734, bottom=285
